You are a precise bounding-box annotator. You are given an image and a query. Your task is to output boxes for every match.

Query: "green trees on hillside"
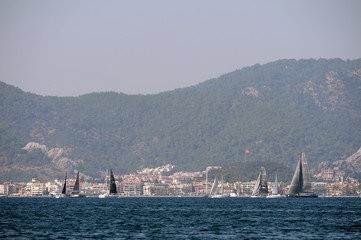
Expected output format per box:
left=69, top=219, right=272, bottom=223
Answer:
left=0, top=58, right=360, bottom=181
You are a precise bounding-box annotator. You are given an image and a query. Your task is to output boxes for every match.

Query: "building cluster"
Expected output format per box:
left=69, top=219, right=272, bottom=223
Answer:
left=1, top=165, right=360, bottom=197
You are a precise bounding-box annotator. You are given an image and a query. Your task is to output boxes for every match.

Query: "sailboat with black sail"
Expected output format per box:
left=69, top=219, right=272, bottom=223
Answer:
left=55, top=172, right=68, bottom=198
left=252, top=167, right=268, bottom=198
left=99, top=170, right=118, bottom=198
left=286, top=152, right=318, bottom=198
left=70, top=171, right=85, bottom=198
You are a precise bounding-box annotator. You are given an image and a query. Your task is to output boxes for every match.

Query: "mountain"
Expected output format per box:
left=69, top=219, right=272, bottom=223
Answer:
left=316, top=147, right=361, bottom=181
left=1, top=58, right=360, bottom=182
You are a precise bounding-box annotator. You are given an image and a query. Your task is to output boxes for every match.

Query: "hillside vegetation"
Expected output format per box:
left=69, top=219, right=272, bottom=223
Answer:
left=0, top=58, right=360, bottom=182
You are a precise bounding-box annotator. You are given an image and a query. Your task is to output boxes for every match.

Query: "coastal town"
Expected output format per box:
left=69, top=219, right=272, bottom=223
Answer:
left=1, top=164, right=360, bottom=198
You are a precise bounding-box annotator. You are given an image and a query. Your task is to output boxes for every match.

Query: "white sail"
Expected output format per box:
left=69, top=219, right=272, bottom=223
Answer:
left=267, top=174, right=284, bottom=198
left=271, top=174, right=279, bottom=195
left=209, top=177, right=218, bottom=196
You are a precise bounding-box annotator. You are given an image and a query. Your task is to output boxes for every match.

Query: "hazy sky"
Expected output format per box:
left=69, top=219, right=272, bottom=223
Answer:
left=1, top=0, right=360, bottom=96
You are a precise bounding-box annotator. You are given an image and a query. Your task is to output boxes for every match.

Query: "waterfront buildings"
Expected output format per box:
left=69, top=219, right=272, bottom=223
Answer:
left=0, top=166, right=360, bottom=197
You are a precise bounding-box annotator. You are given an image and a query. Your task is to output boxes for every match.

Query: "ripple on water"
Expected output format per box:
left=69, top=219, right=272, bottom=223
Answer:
left=0, top=197, right=361, bottom=239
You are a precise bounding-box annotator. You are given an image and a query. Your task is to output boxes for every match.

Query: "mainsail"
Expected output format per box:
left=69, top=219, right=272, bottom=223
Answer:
left=252, top=167, right=268, bottom=197
left=209, top=177, right=218, bottom=196
left=266, top=173, right=284, bottom=198
left=272, top=174, right=280, bottom=194
left=61, top=172, right=67, bottom=194
left=109, top=170, right=117, bottom=195
left=287, top=152, right=317, bottom=197
left=71, top=171, right=80, bottom=196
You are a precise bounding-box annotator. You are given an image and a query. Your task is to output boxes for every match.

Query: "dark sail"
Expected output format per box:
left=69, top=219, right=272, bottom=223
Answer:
left=72, top=171, right=80, bottom=195
left=61, top=172, right=67, bottom=194
left=287, top=152, right=317, bottom=197
left=252, top=167, right=268, bottom=197
left=191, top=184, right=196, bottom=193
left=109, top=170, right=117, bottom=195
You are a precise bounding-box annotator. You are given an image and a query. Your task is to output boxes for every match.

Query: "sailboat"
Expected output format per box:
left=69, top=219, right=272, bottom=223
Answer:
left=55, top=172, right=68, bottom=198
left=251, top=167, right=268, bottom=198
left=208, top=177, right=218, bottom=197
left=99, top=170, right=118, bottom=198
left=267, top=174, right=284, bottom=198
left=209, top=175, right=229, bottom=198
left=286, top=152, right=318, bottom=198
left=70, top=171, right=85, bottom=198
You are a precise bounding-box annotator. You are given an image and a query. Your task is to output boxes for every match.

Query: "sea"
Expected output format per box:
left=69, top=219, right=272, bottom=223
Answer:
left=1, top=197, right=360, bottom=239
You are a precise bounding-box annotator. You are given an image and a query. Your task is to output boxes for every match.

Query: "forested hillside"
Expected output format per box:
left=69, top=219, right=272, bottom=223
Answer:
left=1, top=58, right=360, bottom=182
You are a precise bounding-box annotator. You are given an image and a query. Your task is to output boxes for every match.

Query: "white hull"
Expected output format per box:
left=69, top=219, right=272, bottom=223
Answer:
left=251, top=195, right=267, bottom=198
left=99, top=194, right=118, bottom=198
left=55, top=194, right=68, bottom=198
left=266, top=194, right=285, bottom=198
left=210, top=194, right=229, bottom=198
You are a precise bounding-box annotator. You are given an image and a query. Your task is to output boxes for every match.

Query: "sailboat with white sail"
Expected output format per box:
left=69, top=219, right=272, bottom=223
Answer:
left=251, top=167, right=268, bottom=198
left=99, top=170, right=118, bottom=198
left=209, top=175, right=229, bottom=198
left=286, top=152, right=318, bottom=198
left=208, top=177, right=218, bottom=197
left=267, top=174, right=284, bottom=198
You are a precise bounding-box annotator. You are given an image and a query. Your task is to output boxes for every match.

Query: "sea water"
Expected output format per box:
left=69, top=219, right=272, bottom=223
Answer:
left=1, top=197, right=360, bottom=239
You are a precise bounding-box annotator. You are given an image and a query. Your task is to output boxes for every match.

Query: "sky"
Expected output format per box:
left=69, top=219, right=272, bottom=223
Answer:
left=0, top=0, right=360, bottom=96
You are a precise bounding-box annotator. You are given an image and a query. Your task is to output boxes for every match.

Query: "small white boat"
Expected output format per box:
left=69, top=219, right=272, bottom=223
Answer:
left=267, top=174, right=285, bottom=198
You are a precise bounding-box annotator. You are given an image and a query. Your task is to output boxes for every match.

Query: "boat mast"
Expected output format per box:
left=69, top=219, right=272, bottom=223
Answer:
left=205, top=169, right=208, bottom=195
left=221, top=174, right=224, bottom=195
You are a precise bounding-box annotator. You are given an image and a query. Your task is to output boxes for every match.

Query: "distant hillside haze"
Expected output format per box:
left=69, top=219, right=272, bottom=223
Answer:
left=0, top=58, right=360, bottom=182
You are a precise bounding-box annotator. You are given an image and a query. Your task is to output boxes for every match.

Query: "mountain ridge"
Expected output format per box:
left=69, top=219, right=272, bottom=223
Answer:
left=1, top=58, right=360, bottom=182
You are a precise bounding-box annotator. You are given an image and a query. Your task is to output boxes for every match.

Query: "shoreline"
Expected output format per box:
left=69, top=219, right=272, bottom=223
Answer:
left=1, top=195, right=360, bottom=198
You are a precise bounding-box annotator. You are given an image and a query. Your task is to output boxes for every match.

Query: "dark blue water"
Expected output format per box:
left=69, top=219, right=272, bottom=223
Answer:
left=1, top=197, right=360, bottom=239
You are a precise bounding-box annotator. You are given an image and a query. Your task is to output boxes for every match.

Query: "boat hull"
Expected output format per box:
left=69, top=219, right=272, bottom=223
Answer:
left=99, top=194, right=118, bottom=198
left=286, top=194, right=318, bottom=198
left=70, top=194, right=86, bottom=198
left=266, top=194, right=285, bottom=198
left=210, top=195, right=229, bottom=198
left=55, top=194, right=68, bottom=198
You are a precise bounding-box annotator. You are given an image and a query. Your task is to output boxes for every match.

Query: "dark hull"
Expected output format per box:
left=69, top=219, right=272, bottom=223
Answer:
left=70, top=194, right=86, bottom=198
left=286, top=194, right=318, bottom=198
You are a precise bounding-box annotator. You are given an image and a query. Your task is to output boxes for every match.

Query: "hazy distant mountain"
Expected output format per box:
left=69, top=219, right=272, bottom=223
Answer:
left=1, top=58, right=360, bottom=182
left=316, top=147, right=361, bottom=181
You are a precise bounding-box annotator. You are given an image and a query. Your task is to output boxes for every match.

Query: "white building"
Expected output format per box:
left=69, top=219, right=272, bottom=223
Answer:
left=0, top=184, right=9, bottom=195
left=27, top=179, right=45, bottom=196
